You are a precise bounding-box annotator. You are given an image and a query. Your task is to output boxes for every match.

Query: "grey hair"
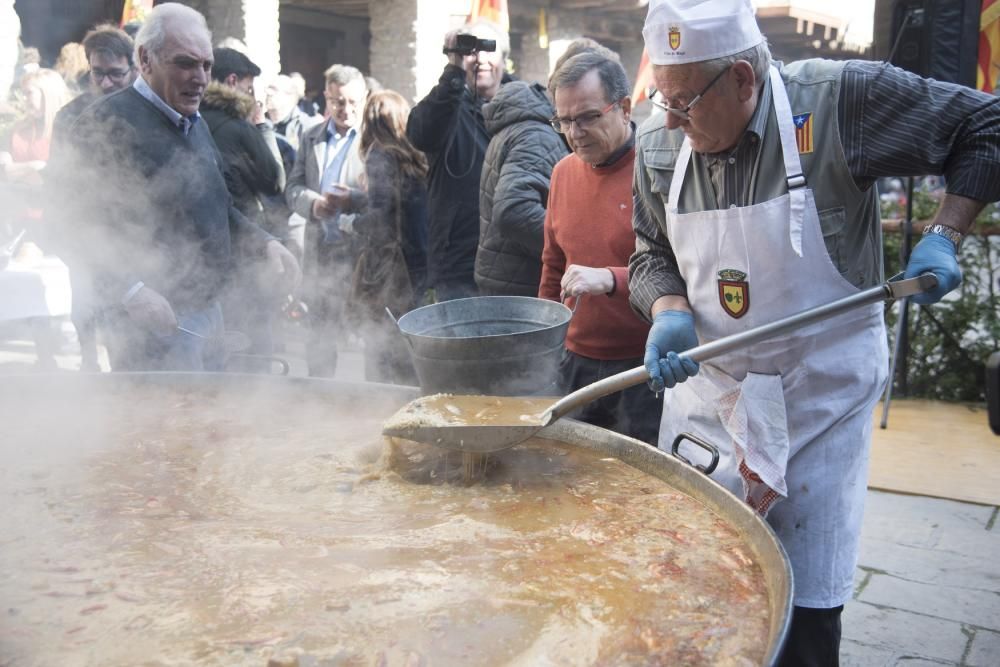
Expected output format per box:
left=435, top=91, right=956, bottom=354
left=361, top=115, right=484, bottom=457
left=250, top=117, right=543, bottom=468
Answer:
left=701, top=40, right=772, bottom=86
left=461, top=19, right=511, bottom=60
left=551, top=38, right=620, bottom=78
left=324, top=63, right=365, bottom=88
left=268, top=73, right=297, bottom=96
left=548, top=51, right=630, bottom=104
left=134, top=3, right=211, bottom=61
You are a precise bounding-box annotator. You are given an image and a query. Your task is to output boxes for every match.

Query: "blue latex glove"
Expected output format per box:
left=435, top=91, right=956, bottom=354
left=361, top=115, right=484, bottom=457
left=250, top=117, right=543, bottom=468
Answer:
left=644, top=310, right=700, bottom=393
left=903, top=233, right=962, bottom=305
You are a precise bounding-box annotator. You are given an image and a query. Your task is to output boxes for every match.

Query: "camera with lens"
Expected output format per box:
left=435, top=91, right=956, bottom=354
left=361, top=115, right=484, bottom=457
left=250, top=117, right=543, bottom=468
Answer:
left=443, top=33, right=497, bottom=56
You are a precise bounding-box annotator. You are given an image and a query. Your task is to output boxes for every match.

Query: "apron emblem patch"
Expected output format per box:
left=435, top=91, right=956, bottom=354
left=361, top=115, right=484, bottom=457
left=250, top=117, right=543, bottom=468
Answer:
left=718, top=269, right=749, bottom=319
left=668, top=26, right=681, bottom=50
left=793, top=112, right=813, bottom=154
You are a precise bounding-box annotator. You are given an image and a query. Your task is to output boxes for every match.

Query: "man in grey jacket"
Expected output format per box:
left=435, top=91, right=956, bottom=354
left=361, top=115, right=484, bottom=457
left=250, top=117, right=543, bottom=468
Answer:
left=475, top=81, right=567, bottom=296
left=285, top=64, right=366, bottom=377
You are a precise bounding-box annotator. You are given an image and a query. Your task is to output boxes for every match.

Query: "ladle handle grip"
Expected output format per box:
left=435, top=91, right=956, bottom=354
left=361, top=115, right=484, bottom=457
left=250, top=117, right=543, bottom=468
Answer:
left=545, top=274, right=936, bottom=424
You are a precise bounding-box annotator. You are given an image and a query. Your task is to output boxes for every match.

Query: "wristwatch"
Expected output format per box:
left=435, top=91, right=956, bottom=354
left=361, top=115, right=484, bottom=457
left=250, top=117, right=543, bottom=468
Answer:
left=924, top=223, right=964, bottom=251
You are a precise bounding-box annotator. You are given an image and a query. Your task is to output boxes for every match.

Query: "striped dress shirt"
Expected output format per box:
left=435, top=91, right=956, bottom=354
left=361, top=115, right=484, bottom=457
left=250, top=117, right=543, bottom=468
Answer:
left=629, top=60, right=1000, bottom=316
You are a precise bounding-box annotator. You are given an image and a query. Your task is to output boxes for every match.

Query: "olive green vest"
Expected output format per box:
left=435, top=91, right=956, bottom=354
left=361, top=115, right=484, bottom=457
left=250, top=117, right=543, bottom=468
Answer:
left=637, top=59, right=882, bottom=288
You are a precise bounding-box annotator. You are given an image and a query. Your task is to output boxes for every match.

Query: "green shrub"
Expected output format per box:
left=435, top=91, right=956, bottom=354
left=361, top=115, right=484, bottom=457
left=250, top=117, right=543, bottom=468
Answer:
left=882, top=190, right=1000, bottom=402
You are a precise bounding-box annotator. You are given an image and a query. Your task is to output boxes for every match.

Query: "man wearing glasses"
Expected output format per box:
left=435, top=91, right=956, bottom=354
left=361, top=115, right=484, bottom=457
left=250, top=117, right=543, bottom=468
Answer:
left=537, top=50, right=661, bottom=446
left=49, top=23, right=137, bottom=372
left=52, top=24, right=136, bottom=145
left=630, top=0, right=1000, bottom=663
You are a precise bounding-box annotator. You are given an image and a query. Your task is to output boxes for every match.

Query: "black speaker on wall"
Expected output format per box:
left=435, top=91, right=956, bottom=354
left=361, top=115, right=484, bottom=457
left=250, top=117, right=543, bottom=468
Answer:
left=873, top=0, right=979, bottom=87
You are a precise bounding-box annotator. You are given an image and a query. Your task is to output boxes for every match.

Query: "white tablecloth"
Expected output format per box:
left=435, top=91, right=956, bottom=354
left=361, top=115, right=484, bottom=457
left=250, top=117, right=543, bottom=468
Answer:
left=0, top=255, right=72, bottom=322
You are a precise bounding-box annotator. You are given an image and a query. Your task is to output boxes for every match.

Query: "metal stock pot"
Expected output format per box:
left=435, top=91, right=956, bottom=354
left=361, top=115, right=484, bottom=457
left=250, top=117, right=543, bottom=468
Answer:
left=0, top=373, right=791, bottom=665
left=395, top=296, right=572, bottom=395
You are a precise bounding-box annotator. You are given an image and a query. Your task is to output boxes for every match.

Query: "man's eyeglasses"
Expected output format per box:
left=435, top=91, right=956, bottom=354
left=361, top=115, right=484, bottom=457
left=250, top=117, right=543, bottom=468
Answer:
left=325, top=96, right=362, bottom=110
left=549, top=98, right=622, bottom=134
left=91, top=68, right=132, bottom=83
left=648, top=65, right=729, bottom=122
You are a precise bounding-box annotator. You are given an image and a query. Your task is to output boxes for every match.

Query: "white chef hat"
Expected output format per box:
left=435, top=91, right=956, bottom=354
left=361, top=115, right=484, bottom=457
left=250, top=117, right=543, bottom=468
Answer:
left=642, top=0, right=764, bottom=65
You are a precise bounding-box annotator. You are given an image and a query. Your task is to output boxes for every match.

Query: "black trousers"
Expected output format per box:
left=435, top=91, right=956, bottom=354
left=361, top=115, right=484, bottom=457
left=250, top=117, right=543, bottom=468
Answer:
left=557, top=349, right=662, bottom=446
left=777, top=605, right=844, bottom=667
left=303, top=241, right=354, bottom=377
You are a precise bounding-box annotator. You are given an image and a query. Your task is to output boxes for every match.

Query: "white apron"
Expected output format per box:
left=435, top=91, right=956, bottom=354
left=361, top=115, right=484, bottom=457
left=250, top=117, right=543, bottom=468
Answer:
left=658, top=67, right=888, bottom=608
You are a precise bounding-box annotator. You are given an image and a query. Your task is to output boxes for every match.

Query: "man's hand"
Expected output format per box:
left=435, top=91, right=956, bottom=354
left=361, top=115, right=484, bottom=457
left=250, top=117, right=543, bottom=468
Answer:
left=903, top=233, right=962, bottom=305
left=125, top=286, right=177, bottom=336
left=311, top=194, right=338, bottom=219
left=265, top=239, right=302, bottom=293
left=251, top=99, right=267, bottom=125
left=560, top=265, right=614, bottom=299
left=324, top=183, right=354, bottom=212
left=644, top=310, right=699, bottom=392
left=443, top=30, right=466, bottom=69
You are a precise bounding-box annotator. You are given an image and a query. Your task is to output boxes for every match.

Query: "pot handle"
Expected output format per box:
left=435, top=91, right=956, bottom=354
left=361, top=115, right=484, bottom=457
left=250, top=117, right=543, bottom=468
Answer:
left=386, top=307, right=417, bottom=353
left=561, top=294, right=583, bottom=317
left=670, top=432, right=720, bottom=476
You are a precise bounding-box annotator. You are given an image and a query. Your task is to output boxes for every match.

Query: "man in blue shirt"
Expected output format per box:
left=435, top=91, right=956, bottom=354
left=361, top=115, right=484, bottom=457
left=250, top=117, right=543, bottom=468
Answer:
left=286, top=64, right=367, bottom=377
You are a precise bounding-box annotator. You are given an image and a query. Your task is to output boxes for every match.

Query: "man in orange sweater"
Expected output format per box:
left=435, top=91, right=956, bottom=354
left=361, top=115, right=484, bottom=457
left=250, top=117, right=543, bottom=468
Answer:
left=539, top=51, right=661, bottom=445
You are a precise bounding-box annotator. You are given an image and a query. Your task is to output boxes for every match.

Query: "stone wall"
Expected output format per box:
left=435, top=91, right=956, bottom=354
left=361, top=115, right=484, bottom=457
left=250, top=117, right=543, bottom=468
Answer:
left=368, top=0, right=418, bottom=100
left=182, top=0, right=647, bottom=104
left=0, top=0, right=19, bottom=98
left=195, top=0, right=281, bottom=78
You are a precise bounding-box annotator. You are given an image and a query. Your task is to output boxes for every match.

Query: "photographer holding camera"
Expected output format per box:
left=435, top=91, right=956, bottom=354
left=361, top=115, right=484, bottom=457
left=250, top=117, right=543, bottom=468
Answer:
left=406, top=20, right=511, bottom=301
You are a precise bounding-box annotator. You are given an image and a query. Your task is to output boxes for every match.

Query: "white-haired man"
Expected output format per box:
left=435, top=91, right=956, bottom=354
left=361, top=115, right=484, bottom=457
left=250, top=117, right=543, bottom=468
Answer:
left=58, top=2, right=300, bottom=371
left=630, top=1, right=1000, bottom=663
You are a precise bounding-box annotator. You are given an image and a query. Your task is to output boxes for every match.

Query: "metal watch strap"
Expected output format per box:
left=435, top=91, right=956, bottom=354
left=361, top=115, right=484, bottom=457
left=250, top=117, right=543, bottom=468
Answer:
left=924, top=223, right=963, bottom=251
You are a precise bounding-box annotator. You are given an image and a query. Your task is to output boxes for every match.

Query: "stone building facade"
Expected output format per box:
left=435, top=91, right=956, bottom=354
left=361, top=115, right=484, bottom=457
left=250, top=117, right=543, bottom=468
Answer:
left=9, top=0, right=868, bottom=105
left=204, top=0, right=649, bottom=103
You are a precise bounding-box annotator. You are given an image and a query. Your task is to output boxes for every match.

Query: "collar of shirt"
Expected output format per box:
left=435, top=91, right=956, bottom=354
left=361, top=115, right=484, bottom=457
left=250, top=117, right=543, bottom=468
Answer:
left=705, top=73, right=771, bottom=163
left=133, top=76, right=201, bottom=136
left=325, top=121, right=356, bottom=144
left=593, top=122, right=637, bottom=169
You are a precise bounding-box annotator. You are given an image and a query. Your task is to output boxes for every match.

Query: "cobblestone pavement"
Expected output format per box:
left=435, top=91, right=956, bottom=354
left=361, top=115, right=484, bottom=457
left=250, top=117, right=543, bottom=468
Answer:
left=1, top=318, right=998, bottom=666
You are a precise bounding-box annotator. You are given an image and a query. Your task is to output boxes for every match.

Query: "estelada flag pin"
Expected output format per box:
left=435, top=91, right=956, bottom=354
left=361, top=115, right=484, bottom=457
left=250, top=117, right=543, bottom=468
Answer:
left=793, top=112, right=813, bottom=154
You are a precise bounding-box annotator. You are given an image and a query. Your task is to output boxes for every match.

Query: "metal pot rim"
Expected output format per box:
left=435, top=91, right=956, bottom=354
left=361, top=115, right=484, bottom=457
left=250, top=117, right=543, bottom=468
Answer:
left=396, top=295, right=572, bottom=342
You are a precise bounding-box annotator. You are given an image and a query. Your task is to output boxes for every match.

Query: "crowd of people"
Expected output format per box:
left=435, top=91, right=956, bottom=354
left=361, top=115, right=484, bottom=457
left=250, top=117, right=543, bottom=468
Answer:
left=2, top=1, right=1000, bottom=663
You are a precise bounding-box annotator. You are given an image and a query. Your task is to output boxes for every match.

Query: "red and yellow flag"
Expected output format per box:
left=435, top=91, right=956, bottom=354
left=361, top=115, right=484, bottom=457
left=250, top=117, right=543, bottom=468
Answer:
left=979, top=0, right=1000, bottom=92
left=121, top=0, right=153, bottom=26
left=468, top=0, right=509, bottom=31
left=632, top=50, right=654, bottom=103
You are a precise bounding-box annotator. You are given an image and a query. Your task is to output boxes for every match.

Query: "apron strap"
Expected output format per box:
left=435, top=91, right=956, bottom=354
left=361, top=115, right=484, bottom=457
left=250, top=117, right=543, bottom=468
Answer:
left=769, top=66, right=807, bottom=257
left=668, top=140, right=692, bottom=212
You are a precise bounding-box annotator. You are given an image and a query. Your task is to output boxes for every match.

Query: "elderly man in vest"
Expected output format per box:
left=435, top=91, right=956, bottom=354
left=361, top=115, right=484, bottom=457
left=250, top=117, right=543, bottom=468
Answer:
left=630, top=0, right=1000, bottom=664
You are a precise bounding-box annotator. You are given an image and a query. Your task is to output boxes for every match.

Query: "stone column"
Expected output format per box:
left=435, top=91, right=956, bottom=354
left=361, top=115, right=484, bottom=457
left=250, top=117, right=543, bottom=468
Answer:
left=240, top=0, right=281, bottom=79
left=368, top=0, right=419, bottom=100
left=198, top=0, right=281, bottom=79
left=370, top=0, right=475, bottom=104
left=511, top=7, right=549, bottom=87
left=545, top=10, right=587, bottom=79
left=0, top=0, right=19, bottom=99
